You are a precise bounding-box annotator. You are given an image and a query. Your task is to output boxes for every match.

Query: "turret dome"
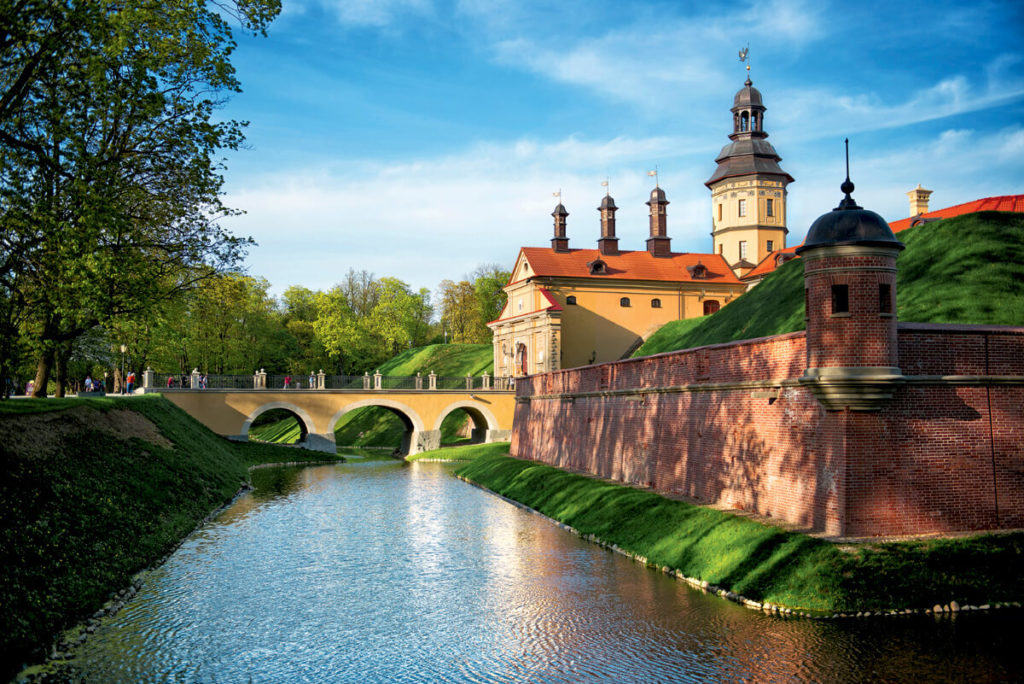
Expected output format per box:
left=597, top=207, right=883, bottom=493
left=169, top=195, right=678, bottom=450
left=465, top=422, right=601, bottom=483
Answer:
left=797, top=178, right=903, bottom=254
left=733, top=77, right=764, bottom=108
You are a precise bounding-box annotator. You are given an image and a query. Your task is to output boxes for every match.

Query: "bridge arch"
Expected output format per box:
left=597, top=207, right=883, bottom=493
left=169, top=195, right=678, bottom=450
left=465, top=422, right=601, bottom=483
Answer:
left=328, top=398, right=427, bottom=456
left=433, top=400, right=499, bottom=445
left=242, top=401, right=317, bottom=446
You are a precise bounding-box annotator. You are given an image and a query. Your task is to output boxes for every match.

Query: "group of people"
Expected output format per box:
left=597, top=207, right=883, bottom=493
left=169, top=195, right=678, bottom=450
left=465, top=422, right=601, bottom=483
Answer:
left=165, top=373, right=209, bottom=389
left=282, top=372, right=318, bottom=389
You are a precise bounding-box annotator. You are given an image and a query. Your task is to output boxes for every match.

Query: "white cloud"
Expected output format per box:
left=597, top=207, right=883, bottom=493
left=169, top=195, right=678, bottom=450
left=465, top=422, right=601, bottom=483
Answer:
left=225, top=124, right=1023, bottom=295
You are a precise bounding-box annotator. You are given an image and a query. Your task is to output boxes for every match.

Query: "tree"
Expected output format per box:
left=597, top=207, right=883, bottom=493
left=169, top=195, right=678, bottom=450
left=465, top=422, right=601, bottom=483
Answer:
left=0, top=0, right=280, bottom=396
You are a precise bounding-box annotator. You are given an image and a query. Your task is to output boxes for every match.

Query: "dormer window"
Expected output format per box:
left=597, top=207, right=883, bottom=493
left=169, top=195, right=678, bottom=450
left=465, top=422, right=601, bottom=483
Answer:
left=587, top=259, right=607, bottom=275
left=687, top=262, right=708, bottom=279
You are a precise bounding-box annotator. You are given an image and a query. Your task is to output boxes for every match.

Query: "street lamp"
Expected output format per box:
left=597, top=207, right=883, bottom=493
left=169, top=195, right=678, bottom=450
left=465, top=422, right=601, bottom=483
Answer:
left=120, top=344, right=127, bottom=394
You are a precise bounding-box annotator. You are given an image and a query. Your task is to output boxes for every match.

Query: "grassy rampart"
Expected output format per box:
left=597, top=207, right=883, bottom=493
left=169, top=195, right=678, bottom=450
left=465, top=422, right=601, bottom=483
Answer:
left=636, top=211, right=1024, bottom=356
left=0, top=395, right=342, bottom=675
left=454, top=450, right=1024, bottom=614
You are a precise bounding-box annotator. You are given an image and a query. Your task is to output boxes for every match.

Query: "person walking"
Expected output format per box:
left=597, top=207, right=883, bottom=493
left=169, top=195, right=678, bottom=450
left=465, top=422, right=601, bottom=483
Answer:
left=126, top=370, right=136, bottom=394
left=85, top=374, right=93, bottom=392
left=284, top=375, right=291, bottom=389
left=308, top=371, right=316, bottom=389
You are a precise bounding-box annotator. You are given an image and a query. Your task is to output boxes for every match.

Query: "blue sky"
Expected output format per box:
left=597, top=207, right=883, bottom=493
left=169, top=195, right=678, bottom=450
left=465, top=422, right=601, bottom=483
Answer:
left=218, top=0, right=1024, bottom=294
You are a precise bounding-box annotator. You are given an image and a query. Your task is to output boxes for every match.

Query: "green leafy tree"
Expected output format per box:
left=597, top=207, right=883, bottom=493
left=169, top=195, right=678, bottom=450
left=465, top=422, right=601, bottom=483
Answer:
left=0, top=0, right=280, bottom=396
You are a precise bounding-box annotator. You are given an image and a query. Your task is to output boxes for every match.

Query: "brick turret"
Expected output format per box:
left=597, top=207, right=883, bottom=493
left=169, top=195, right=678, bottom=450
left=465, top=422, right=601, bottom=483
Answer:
left=597, top=193, right=619, bottom=256
left=645, top=186, right=671, bottom=257
left=551, top=203, right=569, bottom=252
left=796, top=153, right=904, bottom=411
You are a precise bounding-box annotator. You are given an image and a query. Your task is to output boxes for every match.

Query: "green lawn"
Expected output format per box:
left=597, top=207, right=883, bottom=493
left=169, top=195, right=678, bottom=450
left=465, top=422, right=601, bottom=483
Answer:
left=0, top=396, right=342, bottom=675
left=456, top=452, right=1024, bottom=614
left=406, top=441, right=511, bottom=462
left=635, top=211, right=1024, bottom=356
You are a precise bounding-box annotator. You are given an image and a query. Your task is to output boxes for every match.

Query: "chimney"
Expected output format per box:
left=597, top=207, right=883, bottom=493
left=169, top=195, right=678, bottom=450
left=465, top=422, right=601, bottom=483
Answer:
left=597, top=194, right=619, bottom=256
left=907, top=184, right=932, bottom=217
left=551, top=203, right=569, bottom=252
left=645, top=186, right=671, bottom=257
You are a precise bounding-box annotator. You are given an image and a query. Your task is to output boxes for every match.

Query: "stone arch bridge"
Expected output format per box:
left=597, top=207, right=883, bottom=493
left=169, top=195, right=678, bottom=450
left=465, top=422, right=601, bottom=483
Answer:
left=152, top=387, right=514, bottom=455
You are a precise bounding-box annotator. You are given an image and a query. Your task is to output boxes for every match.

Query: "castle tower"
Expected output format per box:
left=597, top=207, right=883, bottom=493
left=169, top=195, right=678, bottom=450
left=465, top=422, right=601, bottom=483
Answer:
left=551, top=202, right=569, bottom=252
left=706, top=77, right=794, bottom=276
left=796, top=157, right=904, bottom=411
left=597, top=194, right=619, bottom=256
left=645, top=186, right=671, bottom=257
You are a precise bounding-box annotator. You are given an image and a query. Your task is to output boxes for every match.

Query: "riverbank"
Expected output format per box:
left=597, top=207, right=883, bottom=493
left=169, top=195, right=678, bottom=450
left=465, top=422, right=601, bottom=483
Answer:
left=406, top=441, right=509, bottom=462
left=0, top=396, right=344, bottom=677
left=453, top=448, right=1024, bottom=616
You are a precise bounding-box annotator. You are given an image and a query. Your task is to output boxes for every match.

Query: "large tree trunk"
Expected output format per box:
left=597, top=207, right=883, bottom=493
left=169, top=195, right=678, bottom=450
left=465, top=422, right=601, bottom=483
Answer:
left=32, top=349, right=52, bottom=397
left=53, top=343, right=70, bottom=397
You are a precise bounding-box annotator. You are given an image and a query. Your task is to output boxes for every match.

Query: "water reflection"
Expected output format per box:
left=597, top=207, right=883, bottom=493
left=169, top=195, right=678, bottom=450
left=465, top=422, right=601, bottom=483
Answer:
left=69, top=462, right=1024, bottom=682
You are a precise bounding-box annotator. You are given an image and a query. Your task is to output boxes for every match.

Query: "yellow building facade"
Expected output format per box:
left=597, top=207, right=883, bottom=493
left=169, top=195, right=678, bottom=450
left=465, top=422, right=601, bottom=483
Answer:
left=489, top=77, right=788, bottom=374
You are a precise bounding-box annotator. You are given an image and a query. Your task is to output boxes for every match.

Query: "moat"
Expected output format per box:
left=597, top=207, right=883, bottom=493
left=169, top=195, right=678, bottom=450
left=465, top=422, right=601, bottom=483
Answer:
left=66, top=459, right=1023, bottom=681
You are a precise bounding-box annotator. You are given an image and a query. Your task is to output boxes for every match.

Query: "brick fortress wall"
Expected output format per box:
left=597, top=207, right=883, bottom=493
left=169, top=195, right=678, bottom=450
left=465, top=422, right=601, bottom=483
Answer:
left=511, top=323, right=1024, bottom=537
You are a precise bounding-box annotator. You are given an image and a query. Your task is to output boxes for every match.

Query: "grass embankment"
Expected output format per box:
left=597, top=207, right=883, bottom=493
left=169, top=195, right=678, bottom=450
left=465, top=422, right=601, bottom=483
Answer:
left=636, top=211, right=1024, bottom=356
left=0, top=395, right=342, bottom=675
left=455, top=451, right=1024, bottom=614
left=406, top=441, right=510, bottom=462
left=253, top=343, right=494, bottom=449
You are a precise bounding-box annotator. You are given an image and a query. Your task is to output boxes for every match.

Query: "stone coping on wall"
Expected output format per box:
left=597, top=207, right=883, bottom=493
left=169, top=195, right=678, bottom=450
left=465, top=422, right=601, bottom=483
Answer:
left=898, top=322, right=1024, bottom=334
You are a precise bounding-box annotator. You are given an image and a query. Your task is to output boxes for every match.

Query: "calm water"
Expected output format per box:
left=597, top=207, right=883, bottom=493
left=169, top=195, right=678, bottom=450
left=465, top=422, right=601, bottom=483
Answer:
left=69, top=459, right=1023, bottom=682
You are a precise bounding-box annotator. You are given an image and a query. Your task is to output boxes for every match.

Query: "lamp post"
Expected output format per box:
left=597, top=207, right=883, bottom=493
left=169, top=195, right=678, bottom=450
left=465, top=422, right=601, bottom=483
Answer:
left=120, top=344, right=127, bottom=394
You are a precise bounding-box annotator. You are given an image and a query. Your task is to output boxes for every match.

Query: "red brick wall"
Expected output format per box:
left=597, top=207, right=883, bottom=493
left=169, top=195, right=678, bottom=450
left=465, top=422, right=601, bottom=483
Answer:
left=512, top=324, right=1024, bottom=537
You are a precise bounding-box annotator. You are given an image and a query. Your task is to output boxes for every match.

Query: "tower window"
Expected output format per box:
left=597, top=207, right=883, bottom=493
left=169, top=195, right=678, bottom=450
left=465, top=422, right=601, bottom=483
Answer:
left=766, top=199, right=774, bottom=217
left=717, top=204, right=723, bottom=221
left=879, top=283, right=892, bottom=314
left=718, top=244, right=723, bottom=254
left=620, top=297, right=630, bottom=307
left=831, top=284, right=849, bottom=315
left=738, top=199, right=746, bottom=217
left=766, top=240, right=774, bottom=252
left=740, top=111, right=749, bottom=132
left=739, top=241, right=748, bottom=260
left=566, top=295, right=577, bottom=305
left=651, top=298, right=661, bottom=309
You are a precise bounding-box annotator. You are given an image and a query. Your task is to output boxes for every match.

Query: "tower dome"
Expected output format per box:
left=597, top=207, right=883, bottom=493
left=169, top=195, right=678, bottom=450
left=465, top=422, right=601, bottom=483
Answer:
left=733, top=77, right=763, bottom=108
left=797, top=177, right=903, bottom=254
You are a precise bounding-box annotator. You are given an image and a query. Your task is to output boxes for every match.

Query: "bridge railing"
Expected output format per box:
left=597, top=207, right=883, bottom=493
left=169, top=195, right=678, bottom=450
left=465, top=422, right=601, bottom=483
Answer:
left=141, top=369, right=515, bottom=391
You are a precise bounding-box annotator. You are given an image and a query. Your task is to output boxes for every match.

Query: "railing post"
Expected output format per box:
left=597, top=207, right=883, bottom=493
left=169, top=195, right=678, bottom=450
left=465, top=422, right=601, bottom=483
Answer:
left=373, top=370, right=382, bottom=390
left=482, top=372, right=490, bottom=390
left=363, top=372, right=370, bottom=390
left=465, top=374, right=472, bottom=390
left=317, top=369, right=326, bottom=390
left=191, top=368, right=200, bottom=389
left=258, top=369, right=267, bottom=389
left=143, top=367, right=154, bottom=389
left=428, top=371, right=437, bottom=390
left=415, top=372, right=423, bottom=390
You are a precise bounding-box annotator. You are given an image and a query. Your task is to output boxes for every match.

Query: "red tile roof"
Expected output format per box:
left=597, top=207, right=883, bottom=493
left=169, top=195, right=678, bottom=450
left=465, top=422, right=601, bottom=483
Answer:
left=519, top=247, right=743, bottom=284
left=740, top=194, right=1024, bottom=281
left=888, top=194, right=1024, bottom=233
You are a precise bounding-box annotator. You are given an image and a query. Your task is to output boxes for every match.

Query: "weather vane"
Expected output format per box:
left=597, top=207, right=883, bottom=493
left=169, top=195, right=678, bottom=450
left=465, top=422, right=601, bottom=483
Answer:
left=552, top=189, right=562, bottom=202
left=739, top=44, right=750, bottom=76
left=647, top=166, right=659, bottom=187
left=601, top=178, right=610, bottom=195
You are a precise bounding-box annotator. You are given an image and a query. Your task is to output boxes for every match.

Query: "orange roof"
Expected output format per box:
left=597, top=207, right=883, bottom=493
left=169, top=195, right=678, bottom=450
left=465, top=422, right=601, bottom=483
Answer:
left=520, top=247, right=742, bottom=284
left=742, top=245, right=800, bottom=281
left=741, top=194, right=1024, bottom=281
left=888, top=194, right=1024, bottom=233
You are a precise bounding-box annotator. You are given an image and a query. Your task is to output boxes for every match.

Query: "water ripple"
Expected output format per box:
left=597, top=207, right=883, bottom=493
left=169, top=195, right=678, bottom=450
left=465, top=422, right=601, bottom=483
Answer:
left=68, top=461, right=1024, bottom=682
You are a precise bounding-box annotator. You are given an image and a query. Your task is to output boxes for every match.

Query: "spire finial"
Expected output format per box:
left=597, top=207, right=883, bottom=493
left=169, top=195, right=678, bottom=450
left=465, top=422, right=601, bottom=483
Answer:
left=647, top=166, right=659, bottom=187
left=836, top=138, right=861, bottom=210
left=739, top=44, right=751, bottom=85
left=601, top=178, right=610, bottom=196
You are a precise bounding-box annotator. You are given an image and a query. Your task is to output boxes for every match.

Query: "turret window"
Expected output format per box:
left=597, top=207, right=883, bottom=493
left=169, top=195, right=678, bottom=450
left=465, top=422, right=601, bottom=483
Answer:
left=738, top=199, right=746, bottom=217
left=766, top=240, right=774, bottom=252
left=766, top=199, right=774, bottom=217
left=879, top=283, right=893, bottom=314
left=620, top=297, right=631, bottom=307
left=740, top=111, right=749, bottom=132
left=831, top=284, right=849, bottom=315
left=717, top=204, right=723, bottom=221
left=739, top=241, right=748, bottom=260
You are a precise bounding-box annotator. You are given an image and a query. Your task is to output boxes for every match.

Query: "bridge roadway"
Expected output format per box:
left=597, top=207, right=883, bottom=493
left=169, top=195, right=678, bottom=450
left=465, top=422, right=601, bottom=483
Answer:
left=150, top=388, right=515, bottom=455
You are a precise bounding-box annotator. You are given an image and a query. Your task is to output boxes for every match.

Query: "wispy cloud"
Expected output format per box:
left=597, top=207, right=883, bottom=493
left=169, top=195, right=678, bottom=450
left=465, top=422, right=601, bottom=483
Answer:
left=225, top=124, right=1023, bottom=293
